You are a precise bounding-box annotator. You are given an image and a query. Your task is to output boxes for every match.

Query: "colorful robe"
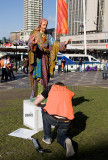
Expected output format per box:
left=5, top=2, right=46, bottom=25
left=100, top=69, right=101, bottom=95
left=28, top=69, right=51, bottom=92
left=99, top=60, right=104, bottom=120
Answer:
left=28, top=30, right=66, bottom=89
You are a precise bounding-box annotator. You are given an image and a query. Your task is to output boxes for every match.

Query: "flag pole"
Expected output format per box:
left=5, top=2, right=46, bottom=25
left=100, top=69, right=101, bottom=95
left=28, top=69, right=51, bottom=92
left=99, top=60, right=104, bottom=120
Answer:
left=83, top=0, right=87, bottom=55
left=55, top=0, right=57, bottom=40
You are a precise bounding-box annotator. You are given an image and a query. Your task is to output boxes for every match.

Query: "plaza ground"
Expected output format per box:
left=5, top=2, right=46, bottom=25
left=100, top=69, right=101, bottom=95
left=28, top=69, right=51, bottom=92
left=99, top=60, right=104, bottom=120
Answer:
left=0, top=70, right=108, bottom=90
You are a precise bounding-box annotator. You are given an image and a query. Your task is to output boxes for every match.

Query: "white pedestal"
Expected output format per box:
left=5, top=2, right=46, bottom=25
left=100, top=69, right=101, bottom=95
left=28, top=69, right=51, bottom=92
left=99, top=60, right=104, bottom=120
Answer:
left=23, top=100, right=43, bottom=131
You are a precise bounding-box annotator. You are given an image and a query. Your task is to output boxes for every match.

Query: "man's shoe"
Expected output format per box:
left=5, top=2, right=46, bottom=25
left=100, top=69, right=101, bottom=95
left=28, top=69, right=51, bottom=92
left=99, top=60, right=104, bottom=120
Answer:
left=42, top=138, right=52, bottom=145
left=65, top=138, right=75, bottom=158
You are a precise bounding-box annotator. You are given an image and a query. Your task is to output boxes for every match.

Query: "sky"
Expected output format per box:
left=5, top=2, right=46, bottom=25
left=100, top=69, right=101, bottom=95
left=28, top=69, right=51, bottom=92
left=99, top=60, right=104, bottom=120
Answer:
left=0, top=0, right=56, bottom=40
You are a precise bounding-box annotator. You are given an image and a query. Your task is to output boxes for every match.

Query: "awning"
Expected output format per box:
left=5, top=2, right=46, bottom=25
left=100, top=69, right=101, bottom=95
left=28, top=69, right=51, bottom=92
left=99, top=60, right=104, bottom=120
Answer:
left=0, top=52, right=7, bottom=58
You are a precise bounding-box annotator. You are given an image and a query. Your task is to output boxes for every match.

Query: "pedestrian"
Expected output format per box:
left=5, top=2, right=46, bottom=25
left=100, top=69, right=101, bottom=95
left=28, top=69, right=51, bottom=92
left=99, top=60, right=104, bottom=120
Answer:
left=0, top=58, right=1, bottom=68
left=7, top=59, right=15, bottom=80
left=0, top=58, right=3, bottom=77
left=102, top=58, right=108, bottom=80
left=58, top=58, right=62, bottom=73
left=6, top=57, right=11, bottom=80
left=23, top=58, right=28, bottom=74
left=0, top=58, right=3, bottom=69
left=34, top=82, right=75, bottom=158
left=23, top=58, right=26, bottom=73
left=1, top=57, right=8, bottom=82
left=62, top=59, right=66, bottom=72
left=26, top=57, right=29, bottom=74
left=79, top=58, right=82, bottom=72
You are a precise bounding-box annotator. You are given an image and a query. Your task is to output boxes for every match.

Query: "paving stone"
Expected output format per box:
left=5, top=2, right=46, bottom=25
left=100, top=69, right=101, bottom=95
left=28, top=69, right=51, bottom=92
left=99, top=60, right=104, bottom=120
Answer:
left=0, top=71, right=108, bottom=90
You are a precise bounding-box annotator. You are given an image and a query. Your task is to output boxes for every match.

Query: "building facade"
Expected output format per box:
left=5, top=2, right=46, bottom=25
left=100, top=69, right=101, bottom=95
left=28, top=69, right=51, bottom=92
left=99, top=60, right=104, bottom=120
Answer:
left=10, top=0, right=43, bottom=42
left=61, top=0, right=108, bottom=54
left=20, top=0, right=43, bottom=42
left=10, top=32, right=20, bottom=42
left=66, top=0, right=83, bottom=35
left=24, top=0, right=43, bottom=31
left=61, top=32, right=108, bottom=50
left=66, top=0, right=108, bottom=35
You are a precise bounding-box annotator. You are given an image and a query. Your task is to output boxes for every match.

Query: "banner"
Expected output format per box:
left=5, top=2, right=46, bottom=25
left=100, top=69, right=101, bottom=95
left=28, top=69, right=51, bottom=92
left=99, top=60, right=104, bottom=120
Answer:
left=56, top=0, right=68, bottom=34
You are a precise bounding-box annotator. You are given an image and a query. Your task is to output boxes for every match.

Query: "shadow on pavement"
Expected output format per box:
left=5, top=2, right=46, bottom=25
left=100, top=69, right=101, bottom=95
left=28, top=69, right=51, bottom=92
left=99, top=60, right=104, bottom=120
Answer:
left=14, top=73, right=28, bottom=80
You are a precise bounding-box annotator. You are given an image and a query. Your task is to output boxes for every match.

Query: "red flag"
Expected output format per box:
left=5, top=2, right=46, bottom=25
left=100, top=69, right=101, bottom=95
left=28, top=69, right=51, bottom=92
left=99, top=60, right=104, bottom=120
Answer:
left=56, top=0, right=68, bottom=34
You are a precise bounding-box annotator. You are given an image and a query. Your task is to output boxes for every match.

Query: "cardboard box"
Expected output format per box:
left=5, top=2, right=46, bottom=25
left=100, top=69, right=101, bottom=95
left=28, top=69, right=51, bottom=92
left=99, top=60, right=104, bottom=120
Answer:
left=23, top=100, right=43, bottom=131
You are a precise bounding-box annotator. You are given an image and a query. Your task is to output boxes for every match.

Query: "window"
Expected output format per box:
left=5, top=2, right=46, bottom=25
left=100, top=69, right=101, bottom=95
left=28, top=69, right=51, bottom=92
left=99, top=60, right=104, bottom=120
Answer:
left=84, top=57, right=89, bottom=61
left=80, top=57, right=83, bottom=61
left=100, top=39, right=105, bottom=43
left=91, top=58, right=97, bottom=62
left=73, top=57, right=79, bottom=61
left=94, top=40, right=98, bottom=43
left=69, top=57, right=73, bottom=60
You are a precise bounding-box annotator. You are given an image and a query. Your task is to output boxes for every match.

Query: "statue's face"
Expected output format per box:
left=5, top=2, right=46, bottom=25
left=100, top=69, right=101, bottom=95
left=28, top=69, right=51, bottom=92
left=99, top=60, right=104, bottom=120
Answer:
left=40, top=21, right=48, bottom=33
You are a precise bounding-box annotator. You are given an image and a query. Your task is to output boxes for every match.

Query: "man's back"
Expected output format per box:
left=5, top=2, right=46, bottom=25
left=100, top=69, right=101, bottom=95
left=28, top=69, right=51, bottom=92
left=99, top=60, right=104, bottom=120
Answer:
left=43, top=85, right=75, bottom=120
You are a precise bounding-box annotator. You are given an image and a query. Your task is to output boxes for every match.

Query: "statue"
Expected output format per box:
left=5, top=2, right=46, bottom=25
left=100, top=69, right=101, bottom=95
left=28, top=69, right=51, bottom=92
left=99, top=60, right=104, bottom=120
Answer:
left=28, top=18, right=71, bottom=101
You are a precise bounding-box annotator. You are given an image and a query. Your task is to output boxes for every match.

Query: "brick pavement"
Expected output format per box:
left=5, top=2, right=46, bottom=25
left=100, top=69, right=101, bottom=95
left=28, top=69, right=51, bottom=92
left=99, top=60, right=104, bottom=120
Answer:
left=49, top=71, right=108, bottom=88
left=0, top=72, right=30, bottom=90
left=0, top=71, right=108, bottom=90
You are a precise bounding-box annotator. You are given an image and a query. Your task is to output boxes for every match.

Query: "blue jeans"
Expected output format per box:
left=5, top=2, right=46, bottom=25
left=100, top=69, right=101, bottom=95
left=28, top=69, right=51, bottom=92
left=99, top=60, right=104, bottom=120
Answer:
left=79, top=65, right=82, bottom=72
left=102, top=71, right=107, bottom=79
left=58, top=65, right=62, bottom=72
left=42, top=110, right=72, bottom=148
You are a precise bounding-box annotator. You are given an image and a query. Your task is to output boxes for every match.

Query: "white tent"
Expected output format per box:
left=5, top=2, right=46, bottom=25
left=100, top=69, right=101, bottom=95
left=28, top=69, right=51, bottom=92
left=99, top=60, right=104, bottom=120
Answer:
left=0, top=52, right=7, bottom=58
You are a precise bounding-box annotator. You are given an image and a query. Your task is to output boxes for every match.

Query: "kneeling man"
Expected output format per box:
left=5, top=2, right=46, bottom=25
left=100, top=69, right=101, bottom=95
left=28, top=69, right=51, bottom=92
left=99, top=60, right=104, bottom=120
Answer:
left=34, top=82, right=75, bottom=158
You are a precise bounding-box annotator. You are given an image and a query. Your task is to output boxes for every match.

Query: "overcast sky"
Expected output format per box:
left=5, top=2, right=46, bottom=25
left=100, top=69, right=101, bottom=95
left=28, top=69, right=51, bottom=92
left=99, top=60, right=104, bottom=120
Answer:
left=0, top=0, right=56, bottom=39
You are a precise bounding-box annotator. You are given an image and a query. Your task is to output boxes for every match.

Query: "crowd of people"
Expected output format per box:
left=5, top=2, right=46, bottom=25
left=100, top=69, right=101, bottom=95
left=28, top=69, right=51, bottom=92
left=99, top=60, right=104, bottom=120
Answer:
left=0, top=56, right=30, bottom=83
left=0, top=55, right=108, bottom=84
left=0, top=57, right=15, bottom=82
left=57, top=57, right=83, bottom=73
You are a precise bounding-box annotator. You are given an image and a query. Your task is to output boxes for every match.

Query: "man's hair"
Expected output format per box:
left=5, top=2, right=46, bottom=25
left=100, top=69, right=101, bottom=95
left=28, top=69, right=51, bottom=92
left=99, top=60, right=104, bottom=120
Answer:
left=55, top=82, right=65, bottom=86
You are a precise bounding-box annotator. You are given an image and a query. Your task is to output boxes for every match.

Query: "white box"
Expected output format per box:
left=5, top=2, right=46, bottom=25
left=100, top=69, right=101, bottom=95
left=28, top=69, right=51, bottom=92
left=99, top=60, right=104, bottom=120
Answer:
left=23, top=100, right=43, bottom=131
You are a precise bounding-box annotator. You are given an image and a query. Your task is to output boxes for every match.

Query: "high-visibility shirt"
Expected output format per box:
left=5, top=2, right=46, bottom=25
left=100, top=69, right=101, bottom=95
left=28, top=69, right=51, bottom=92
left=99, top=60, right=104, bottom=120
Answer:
left=0, top=60, right=4, bottom=68
left=44, top=85, right=75, bottom=120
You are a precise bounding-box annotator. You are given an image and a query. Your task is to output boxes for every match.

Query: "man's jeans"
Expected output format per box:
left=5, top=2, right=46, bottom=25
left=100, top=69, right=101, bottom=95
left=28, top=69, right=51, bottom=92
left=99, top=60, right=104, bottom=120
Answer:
left=58, top=65, right=62, bottom=72
left=102, top=71, right=107, bottom=79
left=42, top=110, right=72, bottom=148
left=79, top=65, right=82, bottom=72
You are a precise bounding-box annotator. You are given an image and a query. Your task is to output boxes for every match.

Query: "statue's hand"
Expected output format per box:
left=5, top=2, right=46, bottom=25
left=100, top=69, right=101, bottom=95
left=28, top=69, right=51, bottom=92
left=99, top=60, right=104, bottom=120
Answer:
left=32, top=36, right=38, bottom=45
left=65, top=38, right=72, bottom=45
left=41, top=46, right=50, bottom=53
